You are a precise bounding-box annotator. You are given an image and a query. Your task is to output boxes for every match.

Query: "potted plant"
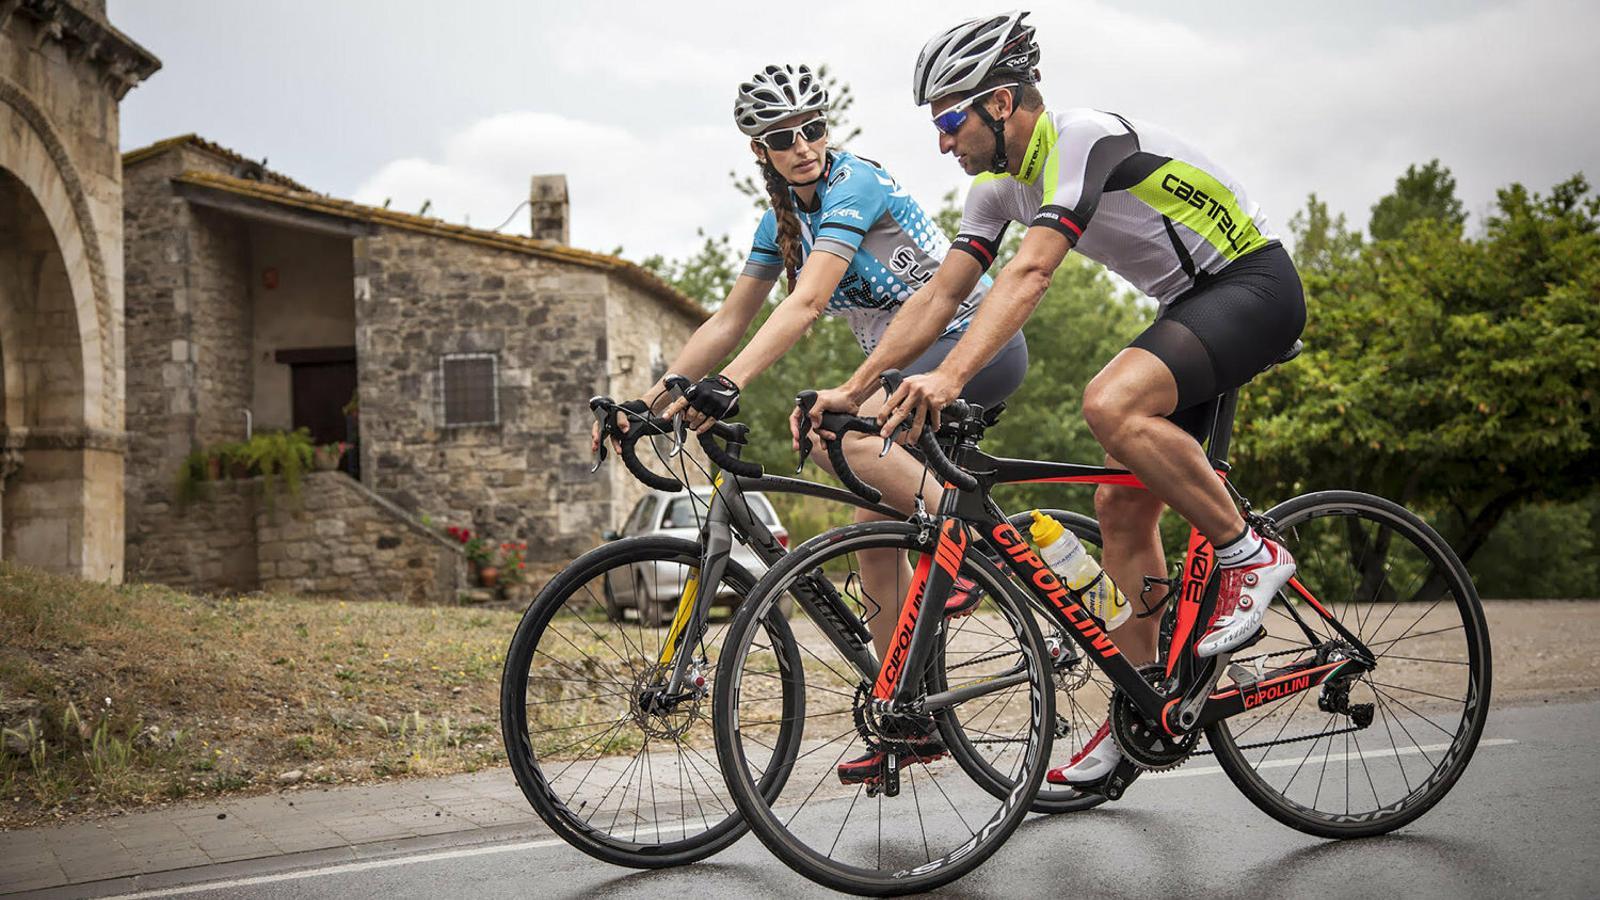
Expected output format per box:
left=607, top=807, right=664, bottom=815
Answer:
left=495, top=541, right=530, bottom=596
left=447, top=525, right=497, bottom=587
left=241, top=428, right=314, bottom=511
left=215, top=441, right=250, bottom=479
left=313, top=441, right=348, bottom=471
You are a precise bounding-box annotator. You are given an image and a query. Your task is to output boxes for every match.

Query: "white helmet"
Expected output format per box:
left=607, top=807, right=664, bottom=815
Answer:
left=912, top=10, right=1040, bottom=106
left=734, top=64, right=830, bottom=137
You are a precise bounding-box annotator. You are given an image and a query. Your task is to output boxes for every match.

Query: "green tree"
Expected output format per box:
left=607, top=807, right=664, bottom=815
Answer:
left=1238, top=173, right=1600, bottom=578
left=1368, top=159, right=1467, bottom=241
left=1287, top=192, right=1363, bottom=275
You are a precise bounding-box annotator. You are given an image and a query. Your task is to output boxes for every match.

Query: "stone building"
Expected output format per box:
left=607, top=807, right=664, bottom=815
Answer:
left=0, top=0, right=159, bottom=580
left=121, top=136, right=705, bottom=601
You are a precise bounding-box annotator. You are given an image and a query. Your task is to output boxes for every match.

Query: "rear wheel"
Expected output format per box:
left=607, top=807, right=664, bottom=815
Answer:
left=1206, top=491, right=1491, bottom=838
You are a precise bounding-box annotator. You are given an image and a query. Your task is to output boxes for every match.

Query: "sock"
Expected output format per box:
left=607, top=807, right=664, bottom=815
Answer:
left=1214, top=527, right=1269, bottom=568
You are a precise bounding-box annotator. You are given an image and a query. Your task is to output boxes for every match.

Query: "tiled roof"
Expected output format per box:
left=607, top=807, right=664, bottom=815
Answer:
left=168, top=169, right=708, bottom=322
left=123, top=134, right=313, bottom=192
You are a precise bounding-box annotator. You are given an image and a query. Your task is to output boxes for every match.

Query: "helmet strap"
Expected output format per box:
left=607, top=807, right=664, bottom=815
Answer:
left=970, top=87, right=1017, bottom=174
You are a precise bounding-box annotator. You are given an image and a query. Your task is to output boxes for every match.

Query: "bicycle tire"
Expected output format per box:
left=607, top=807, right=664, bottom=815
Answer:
left=500, top=535, right=804, bottom=867
left=714, top=521, right=1052, bottom=895
left=1206, top=490, right=1491, bottom=838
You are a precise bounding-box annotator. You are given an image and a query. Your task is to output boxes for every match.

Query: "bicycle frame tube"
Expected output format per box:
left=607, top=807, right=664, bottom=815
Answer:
left=879, top=440, right=1368, bottom=730
left=658, top=469, right=888, bottom=695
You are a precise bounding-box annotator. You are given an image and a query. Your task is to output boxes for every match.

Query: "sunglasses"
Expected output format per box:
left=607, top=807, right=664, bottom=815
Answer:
left=931, top=85, right=1009, bottom=135
left=756, top=116, right=828, bottom=151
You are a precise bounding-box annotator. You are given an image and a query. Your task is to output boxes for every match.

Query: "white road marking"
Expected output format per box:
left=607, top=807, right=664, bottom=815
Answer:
left=1149, top=737, right=1517, bottom=780
left=105, top=739, right=1519, bottom=897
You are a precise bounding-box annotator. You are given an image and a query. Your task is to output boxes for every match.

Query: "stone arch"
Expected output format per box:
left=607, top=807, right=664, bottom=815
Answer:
left=0, top=75, right=112, bottom=432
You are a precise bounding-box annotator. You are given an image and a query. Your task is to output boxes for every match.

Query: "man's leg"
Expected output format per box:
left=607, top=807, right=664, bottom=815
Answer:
left=1082, top=348, right=1243, bottom=545
left=1094, top=474, right=1166, bottom=667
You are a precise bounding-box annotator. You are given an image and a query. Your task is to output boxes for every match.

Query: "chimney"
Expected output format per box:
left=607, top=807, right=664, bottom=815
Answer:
left=529, top=174, right=569, bottom=244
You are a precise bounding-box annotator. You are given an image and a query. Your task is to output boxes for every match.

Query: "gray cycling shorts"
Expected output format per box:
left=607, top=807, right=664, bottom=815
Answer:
left=902, top=329, right=1029, bottom=409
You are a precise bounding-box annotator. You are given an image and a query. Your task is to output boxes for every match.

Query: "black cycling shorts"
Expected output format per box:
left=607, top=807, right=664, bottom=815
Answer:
left=904, top=328, right=1029, bottom=409
left=1128, top=242, right=1305, bottom=441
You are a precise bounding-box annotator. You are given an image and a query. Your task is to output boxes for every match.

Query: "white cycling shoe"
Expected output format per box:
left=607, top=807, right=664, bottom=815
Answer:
left=1046, top=719, right=1121, bottom=785
left=1196, top=538, right=1296, bottom=658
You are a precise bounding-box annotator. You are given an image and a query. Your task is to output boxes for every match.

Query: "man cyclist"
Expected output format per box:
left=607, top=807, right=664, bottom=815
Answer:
left=800, top=11, right=1306, bottom=793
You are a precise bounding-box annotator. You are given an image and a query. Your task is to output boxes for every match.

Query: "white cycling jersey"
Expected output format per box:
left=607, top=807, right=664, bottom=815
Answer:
left=952, top=108, right=1278, bottom=305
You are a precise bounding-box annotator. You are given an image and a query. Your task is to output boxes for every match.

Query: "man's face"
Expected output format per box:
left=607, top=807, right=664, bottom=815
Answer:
left=929, top=91, right=1004, bottom=176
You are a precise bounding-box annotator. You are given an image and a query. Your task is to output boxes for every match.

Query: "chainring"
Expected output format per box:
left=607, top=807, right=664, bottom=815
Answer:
left=1110, top=664, right=1199, bottom=771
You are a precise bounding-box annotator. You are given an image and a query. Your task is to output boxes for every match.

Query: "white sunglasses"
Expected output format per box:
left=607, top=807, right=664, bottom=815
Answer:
left=756, top=115, right=828, bottom=151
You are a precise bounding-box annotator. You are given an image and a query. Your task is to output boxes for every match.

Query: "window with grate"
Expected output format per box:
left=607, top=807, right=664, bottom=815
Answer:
left=441, top=353, right=499, bottom=427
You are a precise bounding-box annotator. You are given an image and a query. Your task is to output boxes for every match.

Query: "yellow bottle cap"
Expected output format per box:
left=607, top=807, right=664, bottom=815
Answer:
left=1029, top=509, right=1064, bottom=547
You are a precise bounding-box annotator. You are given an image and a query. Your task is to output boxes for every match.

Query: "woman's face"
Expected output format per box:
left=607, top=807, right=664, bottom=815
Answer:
left=753, top=111, right=829, bottom=183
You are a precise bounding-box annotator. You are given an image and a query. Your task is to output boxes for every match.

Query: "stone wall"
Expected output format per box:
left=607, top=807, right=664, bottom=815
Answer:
left=0, top=1, right=158, bottom=580
left=354, top=229, right=620, bottom=566
left=123, top=146, right=257, bottom=580
left=257, top=472, right=464, bottom=602
left=127, top=478, right=257, bottom=592
left=602, top=277, right=704, bottom=529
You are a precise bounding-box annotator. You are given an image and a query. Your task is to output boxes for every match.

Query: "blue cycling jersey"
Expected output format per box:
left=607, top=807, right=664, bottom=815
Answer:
left=742, top=150, right=991, bottom=354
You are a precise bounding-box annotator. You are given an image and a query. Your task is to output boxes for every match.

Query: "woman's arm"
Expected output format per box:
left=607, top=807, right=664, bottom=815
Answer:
left=636, top=273, right=774, bottom=410
left=717, top=250, right=850, bottom=388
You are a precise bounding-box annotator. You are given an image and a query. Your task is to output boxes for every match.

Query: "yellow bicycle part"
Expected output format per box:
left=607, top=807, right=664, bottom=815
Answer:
left=657, top=570, right=699, bottom=665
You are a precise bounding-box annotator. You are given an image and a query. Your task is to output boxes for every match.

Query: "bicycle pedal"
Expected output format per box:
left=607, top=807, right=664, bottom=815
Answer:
left=1226, top=663, right=1257, bottom=689
left=1094, top=758, right=1142, bottom=802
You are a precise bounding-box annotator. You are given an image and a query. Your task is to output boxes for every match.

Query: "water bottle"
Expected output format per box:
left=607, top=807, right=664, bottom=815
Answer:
left=1028, top=510, right=1130, bottom=630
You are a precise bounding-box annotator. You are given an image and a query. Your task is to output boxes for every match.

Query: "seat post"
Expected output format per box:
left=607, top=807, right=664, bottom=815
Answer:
left=1207, top=388, right=1241, bottom=467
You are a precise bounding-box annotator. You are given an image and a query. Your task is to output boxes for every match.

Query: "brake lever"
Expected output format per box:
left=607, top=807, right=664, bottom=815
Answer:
left=588, top=397, right=613, bottom=472
left=663, top=375, right=691, bottom=458
left=794, top=391, right=818, bottom=474
left=878, top=420, right=911, bottom=458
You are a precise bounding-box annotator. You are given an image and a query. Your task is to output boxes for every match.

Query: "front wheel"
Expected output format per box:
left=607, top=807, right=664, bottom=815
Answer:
left=1206, top=490, right=1491, bottom=838
left=936, top=509, right=1111, bottom=815
left=715, top=521, right=1053, bottom=895
left=500, top=536, right=804, bottom=868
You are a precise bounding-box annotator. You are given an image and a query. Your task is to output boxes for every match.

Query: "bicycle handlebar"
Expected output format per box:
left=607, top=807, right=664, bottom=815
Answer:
left=590, top=396, right=759, bottom=492
left=792, top=370, right=981, bottom=505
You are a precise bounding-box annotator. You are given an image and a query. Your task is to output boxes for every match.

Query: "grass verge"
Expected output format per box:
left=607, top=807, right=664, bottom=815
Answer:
left=0, top=562, right=520, bottom=828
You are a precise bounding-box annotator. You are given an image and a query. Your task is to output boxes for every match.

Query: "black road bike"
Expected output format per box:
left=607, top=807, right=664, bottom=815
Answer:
left=499, top=386, right=1104, bottom=868
left=712, top=351, right=1491, bottom=895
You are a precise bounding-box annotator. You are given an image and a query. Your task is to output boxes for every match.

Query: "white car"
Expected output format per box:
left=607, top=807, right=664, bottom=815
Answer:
left=601, top=488, right=791, bottom=625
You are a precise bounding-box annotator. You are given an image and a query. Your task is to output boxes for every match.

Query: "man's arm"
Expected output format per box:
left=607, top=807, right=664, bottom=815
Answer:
left=838, top=251, right=986, bottom=402
left=879, top=225, right=1072, bottom=437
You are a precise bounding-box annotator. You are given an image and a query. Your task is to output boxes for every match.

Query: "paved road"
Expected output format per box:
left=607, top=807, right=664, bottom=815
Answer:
left=19, top=699, right=1598, bottom=899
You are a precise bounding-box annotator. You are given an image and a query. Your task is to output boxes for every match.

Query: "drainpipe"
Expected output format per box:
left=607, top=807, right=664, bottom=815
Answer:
left=242, top=408, right=253, bottom=440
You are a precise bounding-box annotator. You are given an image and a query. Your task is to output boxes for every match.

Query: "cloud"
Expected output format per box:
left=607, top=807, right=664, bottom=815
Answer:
left=353, top=111, right=760, bottom=262
left=350, top=0, right=1597, bottom=274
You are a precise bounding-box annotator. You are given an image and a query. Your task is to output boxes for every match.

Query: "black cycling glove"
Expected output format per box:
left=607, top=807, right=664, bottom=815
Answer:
left=686, top=374, right=741, bottom=420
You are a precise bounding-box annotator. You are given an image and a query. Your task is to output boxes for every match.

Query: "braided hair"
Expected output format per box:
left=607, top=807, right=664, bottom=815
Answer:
left=759, top=159, right=805, bottom=293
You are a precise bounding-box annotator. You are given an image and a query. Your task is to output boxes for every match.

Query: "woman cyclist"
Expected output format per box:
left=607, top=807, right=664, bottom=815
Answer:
left=592, top=63, right=1029, bottom=782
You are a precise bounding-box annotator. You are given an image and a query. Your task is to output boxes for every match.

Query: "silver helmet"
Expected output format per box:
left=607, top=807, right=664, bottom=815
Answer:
left=912, top=10, right=1040, bottom=106
left=734, top=64, right=830, bottom=137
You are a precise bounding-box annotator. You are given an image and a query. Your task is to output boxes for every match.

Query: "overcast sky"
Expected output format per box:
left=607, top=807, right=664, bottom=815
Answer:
left=111, top=0, right=1599, bottom=266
